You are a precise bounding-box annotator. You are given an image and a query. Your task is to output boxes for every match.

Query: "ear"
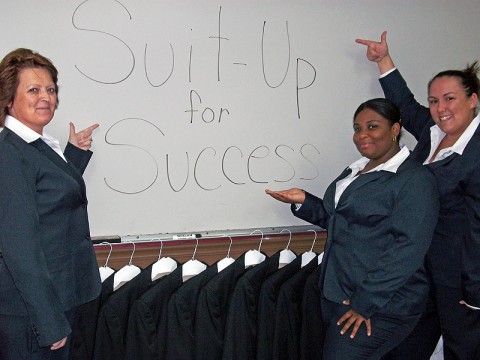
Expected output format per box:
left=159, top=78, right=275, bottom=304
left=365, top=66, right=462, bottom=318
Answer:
left=469, top=92, right=478, bottom=109
left=392, top=122, right=401, bottom=137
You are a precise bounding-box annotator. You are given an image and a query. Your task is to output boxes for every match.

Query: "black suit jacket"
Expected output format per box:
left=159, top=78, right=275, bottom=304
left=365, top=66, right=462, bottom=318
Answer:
left=272, top=257, right=320, bottom=360
left=93, top=263, right=166, bottom=360
left=294, top=157, right=439, bottom=318
left=0, top=128, right=101, bottom=347
left=124, top=265, right=183, bottom=360
left=222, top=251, right=280, bottom=360
left=256, top=255, right=302, bottom=360
left=72, top=272, right=116, bottom=360
left=194, top=253, right=249, bottom=360
left=380, top=69, right=480, bottom=306
left=165, top=263, right=220, bottom=359
left=300, top=264, right=324, bottom=360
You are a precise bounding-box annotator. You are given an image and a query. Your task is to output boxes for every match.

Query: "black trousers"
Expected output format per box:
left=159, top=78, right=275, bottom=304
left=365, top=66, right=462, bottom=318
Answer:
left=0, top=308, right=77, bottom=360
left=383, top=284, right=480, bottom=360
left=321, top=296, right=421, bottom=360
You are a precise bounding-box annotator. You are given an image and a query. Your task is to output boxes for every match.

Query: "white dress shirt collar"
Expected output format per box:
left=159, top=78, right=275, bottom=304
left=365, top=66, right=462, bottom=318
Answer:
left=4, top=115, right=66, bottom=161
left=426, top=113, right=480, bottom=163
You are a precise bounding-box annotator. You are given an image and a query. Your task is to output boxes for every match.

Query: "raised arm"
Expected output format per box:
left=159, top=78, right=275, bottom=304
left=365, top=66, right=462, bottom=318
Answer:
left=356, top=31, right=432, bottom=139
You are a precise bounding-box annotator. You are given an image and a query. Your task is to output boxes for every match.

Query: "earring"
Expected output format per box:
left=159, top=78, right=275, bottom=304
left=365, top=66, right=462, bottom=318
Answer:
left=393, top=135, right=397, bottom=142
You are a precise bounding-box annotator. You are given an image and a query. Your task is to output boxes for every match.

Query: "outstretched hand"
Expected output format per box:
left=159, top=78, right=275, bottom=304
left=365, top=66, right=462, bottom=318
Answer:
left=69, top=122, right=99, bottom=151
left=265, top=188, right=306, bottom=204
left=337, top=299, right=372, bottom=338
left=355, top=30, right=389, bottom=63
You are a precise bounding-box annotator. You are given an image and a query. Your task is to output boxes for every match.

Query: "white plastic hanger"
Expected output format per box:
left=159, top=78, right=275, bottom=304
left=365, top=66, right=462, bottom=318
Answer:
left=301, top=229, right=318, bottom=267
left=182, top=237, right=207, bottom=282
left=217, top=235, right=235, bottom=272
left=151, top=239, right=177, bottom=281
left=318, top=251, right=324, bottom=265
left=97, top=242, right=115, bottom=282
left=113, top=241, right=141, bottom=291
left=244, top=229, right=266, bottom=268
left=278, top=229, right=297, bottom=268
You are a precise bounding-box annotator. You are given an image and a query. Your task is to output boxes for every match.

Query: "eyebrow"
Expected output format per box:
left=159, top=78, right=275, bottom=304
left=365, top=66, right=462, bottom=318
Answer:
left=428, top=91, right=456, bottom=99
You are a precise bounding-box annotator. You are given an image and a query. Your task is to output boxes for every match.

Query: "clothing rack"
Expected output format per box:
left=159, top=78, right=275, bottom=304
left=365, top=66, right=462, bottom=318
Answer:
left=93, top=230, right=327, bottom=269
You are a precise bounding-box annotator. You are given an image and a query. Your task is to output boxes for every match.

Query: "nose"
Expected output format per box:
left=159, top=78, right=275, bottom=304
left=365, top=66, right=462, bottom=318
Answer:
left=437, top=99, right=446, bottom=112
left=357, top=129, right=368, bottom=138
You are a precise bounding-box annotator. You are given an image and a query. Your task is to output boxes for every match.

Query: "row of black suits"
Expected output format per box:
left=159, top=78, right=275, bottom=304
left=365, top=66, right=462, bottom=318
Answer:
left=71, top=249, right=325, bottom=360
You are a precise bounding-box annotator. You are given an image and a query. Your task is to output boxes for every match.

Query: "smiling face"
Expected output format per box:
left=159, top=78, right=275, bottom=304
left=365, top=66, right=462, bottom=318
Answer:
left=7, top=67, right=57, bottom=134
left=353, top=108, right=400, bottom=165
left=428, top=76, right=478, bottom=139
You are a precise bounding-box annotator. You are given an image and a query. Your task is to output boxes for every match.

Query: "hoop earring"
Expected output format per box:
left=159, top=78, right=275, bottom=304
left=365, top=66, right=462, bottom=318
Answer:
left=393, top=135, right=397, bottom=142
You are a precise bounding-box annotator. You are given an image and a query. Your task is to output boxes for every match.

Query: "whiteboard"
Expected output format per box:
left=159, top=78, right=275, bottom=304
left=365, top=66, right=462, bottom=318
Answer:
left=2, top=0, right=479, bottom=237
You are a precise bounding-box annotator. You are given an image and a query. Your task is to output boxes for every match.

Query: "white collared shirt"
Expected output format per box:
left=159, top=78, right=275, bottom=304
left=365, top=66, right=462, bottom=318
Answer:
left=425, top=113, right=480, bottom=164
left=334, top=145, right=410, bottom=207
left=4, top=115, right=66, bottom=162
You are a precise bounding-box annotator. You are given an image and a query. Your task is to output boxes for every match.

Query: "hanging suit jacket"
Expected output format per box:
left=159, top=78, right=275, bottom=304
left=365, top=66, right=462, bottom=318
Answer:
left=293, top=157, right=439, bottom=319
left=222, top=251, right=280, bottom=360
left=0, top=128, right=101, bottom=347
left=256, top=255, right=302, bottom=360
left=165, top=263, right=220, bottom=359
left=124, top=265, right=183, bottom=360
left=380, top=69, right=480, bottom=306
left=300, top=264, right=324, bottom=360
left=72, top=272, right=116, bottom=360
left=194, top=253, right=249, bottom=360
left=272, top=257, right=320, bottom=360
left=94, top=263, right=163, bottom=360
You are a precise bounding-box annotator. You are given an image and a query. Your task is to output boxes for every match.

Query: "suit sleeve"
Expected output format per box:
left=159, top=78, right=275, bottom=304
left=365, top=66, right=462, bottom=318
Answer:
left=462, top=158, right=480, bottom=307
left=350, top=168, right=440, bottom=318
left=64, top=142, right=93, bottom=174
left=291, top=191, right=330, bottom=229
left=379, top=69, right=434, bottom=140
left=0, top=141, right=70, bottom=347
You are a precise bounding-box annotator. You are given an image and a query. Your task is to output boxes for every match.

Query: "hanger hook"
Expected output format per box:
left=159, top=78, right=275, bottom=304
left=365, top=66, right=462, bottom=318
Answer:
left=280, top=229, right=292, bottom=250
left=217, top=234, right=234, bottom=258
left=125, top=241, right=136, bottom=265
left=99, top=242, right=113, bottom=268
left=308, top=229, right=317, bottom=252
left=191, top=237, right=199, bottom=261
left=250, top=229, right=264, bottom=251
left=226, top=236, right=233, bottom=258
left=150, top=238, right=163, bottom=260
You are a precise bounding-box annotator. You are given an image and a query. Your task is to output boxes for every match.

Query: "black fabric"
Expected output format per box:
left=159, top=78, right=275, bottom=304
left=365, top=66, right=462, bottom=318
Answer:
left=272, top=257, right=320, bottom=360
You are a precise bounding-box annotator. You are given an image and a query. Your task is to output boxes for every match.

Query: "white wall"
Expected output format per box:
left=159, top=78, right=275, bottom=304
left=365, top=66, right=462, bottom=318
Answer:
left=2, top=0, right=479, bottom=237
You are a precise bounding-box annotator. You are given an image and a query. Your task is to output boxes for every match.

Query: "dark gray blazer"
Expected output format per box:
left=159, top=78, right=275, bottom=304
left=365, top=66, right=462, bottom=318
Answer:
left=380, top=69, right=480, bottom=306
left=0, top=127, right=101, bottom=347
left=293, top=157, right=439, bottom=318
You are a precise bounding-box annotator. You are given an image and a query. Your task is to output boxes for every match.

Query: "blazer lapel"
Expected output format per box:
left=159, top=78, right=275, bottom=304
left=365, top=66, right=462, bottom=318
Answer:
left=323, top=167, right=352, bottom=212
left=335, top=171, right=389, bottom=209
left=30, top=138, right=86, bottom=193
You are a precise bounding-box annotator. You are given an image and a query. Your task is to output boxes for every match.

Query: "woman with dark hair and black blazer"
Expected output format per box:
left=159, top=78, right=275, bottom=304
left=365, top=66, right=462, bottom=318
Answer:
left=356, top=32, right=480, bottom=360
left=266, top=98, right=440, bottom=360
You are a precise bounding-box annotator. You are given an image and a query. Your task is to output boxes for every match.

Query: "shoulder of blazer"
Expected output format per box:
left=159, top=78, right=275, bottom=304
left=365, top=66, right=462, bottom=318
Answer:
left=396, top=156, right=434, bottom=181
left=0, top=128, right=30, bottom=159
left=465, top=124, right=480, bottom=152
